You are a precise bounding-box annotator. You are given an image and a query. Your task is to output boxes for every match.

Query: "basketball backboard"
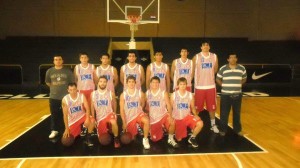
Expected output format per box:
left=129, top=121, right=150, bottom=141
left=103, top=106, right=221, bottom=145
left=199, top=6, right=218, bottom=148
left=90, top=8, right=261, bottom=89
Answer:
left=107, top=0, right=160, bottom=24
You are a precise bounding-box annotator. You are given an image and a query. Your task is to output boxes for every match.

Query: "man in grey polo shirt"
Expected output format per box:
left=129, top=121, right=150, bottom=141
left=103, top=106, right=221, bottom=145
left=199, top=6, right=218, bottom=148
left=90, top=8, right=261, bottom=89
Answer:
left=216, top=54, right=247, bottom=136
left=45, top=55, right=74, bottom=139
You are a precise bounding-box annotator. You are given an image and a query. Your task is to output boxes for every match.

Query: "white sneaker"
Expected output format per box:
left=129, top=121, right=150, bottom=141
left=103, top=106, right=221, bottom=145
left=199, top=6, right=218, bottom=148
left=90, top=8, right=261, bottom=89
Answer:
left=168, top=138, right=179, bottom=148
left=49, top=131, right=58, bottom=139
left=143, top=138, right=150, bottom=149
left=210, top=125, right=219, bottom=133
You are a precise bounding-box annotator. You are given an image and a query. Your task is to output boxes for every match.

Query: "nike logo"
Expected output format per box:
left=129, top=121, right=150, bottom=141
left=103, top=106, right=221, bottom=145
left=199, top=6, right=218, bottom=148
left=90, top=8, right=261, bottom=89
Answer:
left=252, top=72, right=272, bottom=80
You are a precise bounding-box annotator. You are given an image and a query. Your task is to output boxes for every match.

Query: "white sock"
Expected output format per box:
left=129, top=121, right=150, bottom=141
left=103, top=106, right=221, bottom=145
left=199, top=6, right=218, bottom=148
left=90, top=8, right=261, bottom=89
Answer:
left=211, top=119, right=216, bottom=126
left=168, top=134, right=174, bottom=140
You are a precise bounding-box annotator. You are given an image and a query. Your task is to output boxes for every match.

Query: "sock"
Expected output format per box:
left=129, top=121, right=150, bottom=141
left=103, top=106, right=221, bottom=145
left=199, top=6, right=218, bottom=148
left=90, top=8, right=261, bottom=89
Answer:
left=190, top=135, right=195, bottom=138
left=168, top=134, right=174, bottom=140
left=211, top=119, right=216, bottom=126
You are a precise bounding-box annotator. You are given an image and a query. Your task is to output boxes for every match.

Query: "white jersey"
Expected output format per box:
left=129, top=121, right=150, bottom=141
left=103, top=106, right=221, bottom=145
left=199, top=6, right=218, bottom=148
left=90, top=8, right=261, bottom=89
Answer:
left=146, top=89, right=167, bottom=124
left=75, top=63, right=95, bottom=91
left=63, top=93, right=86, bottom=126
left=123, top=89, right=143, bottom=124
left=122, top=63, right=142, bottom=90
left=95, top=65, right=115, bottom=92
left=172, top=91, right=193, bottom=120
left=194, top=52, right=217, bottom=89
left=92, top=89, right=113, bottom=122
left=173, top=58, right=193, bottom=90
left=149, top=62, right=168, bottom=91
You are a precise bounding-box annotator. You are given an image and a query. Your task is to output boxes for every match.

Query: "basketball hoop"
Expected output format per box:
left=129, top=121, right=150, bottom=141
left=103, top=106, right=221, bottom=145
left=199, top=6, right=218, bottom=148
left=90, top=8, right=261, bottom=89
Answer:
left=127, top=15, right=141, bottom=31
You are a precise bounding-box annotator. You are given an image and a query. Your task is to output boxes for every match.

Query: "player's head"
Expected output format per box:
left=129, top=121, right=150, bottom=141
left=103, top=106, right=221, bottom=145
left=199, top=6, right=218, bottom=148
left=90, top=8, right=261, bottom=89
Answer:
left=227, top=53, right=238, bottom=65
left=150, top=76, right=160, bottom=90
left=127, top=50, right=137, bottom=63
left=180, top=48, right=189, bottom=58
left=177, top=77, right=187, bottom=90
left=67, top=82, right=78, bottom=94
left=126, top=75, right=136, bottom=89
left=53, top=55, right=63, bottom=66
left=100, top=53, right=110, bottom=65
left=98, top=75, right=108, bottom=90
left=201, top=40, right=210, bottom=52
left=154, top=51, right=163, bottom=62
left=79, top=52, right=89, bottom=64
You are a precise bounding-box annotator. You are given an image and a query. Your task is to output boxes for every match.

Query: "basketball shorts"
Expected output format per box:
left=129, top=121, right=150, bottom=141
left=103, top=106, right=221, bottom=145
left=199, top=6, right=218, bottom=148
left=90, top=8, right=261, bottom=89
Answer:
left=69, top=115, right=86, bottom=137
left=194, top=88, right=217, bottom=112
left=150, top=114, right=171, bottom=142
left=175, top=114, right=201, bottom=141
left=97, top=113, right=117, bottom=135
left=126, top=112, right=147, bottom=138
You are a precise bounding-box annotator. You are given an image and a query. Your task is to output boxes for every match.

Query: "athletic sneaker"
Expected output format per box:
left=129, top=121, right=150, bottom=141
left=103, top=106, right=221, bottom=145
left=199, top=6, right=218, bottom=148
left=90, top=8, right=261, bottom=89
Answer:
left=49, top=131, right=58, bottom=139
left=80, top=126, right=87, bottom=137
left=168, top=138, right=179, bottom=148
left=86, top=135, right=94, bottom=147
left=143, top=138, right=150, bottom=149
left=219, top=131, right=226, bottom=136
left=188, top=137, right=198, bottom=148
left=114, top=137, right=121, bottom=148
left=210, top=125, right=220, bottom=133
left=237, top=131, right=244, bottom=136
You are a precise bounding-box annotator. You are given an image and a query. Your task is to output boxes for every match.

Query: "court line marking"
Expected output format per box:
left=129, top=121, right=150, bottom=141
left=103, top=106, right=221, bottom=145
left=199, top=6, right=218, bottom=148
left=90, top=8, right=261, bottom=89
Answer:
left=0, top=114, right=50, bottom=150
left=232, top=154, right=243, bottom=168
left=16, top=159, right=26, bottom=168
left=0, top=150, right=267, bottom=161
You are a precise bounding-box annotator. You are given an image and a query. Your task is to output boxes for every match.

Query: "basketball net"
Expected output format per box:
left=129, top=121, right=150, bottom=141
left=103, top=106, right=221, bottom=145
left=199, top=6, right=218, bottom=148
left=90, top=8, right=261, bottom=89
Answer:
left=127, top=15, right=141, bottom=49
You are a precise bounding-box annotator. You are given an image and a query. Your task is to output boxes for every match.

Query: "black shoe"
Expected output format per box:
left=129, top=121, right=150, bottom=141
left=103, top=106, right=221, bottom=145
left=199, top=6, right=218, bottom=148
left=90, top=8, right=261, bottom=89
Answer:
left=86, top=134, right=94, bottom=147
left=188, top=137, right=198, bottom=148
left=80, top=126, right=87, bottom=137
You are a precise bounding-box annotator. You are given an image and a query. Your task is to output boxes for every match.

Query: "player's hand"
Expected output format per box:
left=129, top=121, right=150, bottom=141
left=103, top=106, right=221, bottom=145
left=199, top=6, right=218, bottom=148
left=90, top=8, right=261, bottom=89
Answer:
left=122, top=123, right=127, bottom=131
left=63, top=129, right=70, bottom=138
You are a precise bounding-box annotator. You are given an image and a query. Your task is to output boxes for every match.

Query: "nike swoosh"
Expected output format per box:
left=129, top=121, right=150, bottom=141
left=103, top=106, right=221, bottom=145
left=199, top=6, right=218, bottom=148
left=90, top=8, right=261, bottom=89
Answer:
left=252, top=72, right=272, bottom=80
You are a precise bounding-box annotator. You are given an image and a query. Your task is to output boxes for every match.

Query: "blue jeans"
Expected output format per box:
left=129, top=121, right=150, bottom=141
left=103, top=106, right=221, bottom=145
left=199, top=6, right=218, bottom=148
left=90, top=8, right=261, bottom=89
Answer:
left=220, top=93, right=242, bottom=133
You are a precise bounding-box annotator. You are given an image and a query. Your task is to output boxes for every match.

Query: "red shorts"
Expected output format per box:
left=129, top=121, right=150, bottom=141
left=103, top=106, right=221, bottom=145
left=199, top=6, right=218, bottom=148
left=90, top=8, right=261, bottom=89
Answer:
left=69, top=115, right=86, bottom=138
left=97, top=113, right=117, bottom=135
left=79, top=89, right=94, bottom=106
left=194, top=88, right=217, bottom=112
left=175, top=115, right=201, bottom=141
left=126, top=112, right=147, bottom=138
left=174, top=86, right=192, bottom=92
left=150, top=114, right=171, bottom=142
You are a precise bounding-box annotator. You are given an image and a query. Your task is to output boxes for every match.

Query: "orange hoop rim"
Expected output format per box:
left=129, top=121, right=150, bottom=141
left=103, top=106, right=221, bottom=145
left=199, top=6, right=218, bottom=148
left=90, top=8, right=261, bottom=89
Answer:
left=127, top=15, right=141, bottom=24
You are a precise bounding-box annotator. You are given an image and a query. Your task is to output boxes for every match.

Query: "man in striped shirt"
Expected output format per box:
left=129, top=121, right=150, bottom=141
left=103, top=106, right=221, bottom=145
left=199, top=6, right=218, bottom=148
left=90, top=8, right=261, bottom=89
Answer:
left=216, top=54, right=247, bottom=136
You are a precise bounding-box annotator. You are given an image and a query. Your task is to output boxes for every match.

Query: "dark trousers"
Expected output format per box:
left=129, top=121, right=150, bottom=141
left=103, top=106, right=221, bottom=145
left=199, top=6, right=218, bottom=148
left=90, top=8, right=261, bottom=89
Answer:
left=49, top=99, right=64, bottom=132
left=220, top=93, right=242, bottom=133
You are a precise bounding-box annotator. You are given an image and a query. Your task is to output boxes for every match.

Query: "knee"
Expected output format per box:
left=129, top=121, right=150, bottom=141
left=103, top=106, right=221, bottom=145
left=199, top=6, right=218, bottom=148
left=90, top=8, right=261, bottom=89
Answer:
left=197, top=120, right=203, bottom=128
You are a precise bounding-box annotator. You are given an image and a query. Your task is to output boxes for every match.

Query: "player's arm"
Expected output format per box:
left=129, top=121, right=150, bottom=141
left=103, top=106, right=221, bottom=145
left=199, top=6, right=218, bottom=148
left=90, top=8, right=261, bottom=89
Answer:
left=170, top=60, right=175, bottom=81
left=92, top=66, right=98, bottom=87
left=140, top=65, right=145, bottom=86
left=111, top=91, right=117, bottom=113
left=140, top=91, right=146, bottom=109
left=190, top=60, right=194, bottom=81
left=62, top=98, right=70, bottom=138
left=166, top=65, right=171, bottom=92
left=73, top=65, right=78, bottom=84
left=90, top=93, right=95, bottom=119
left=164, top=92, right=172, bottom=116
left=45, top=70, right=51, bottom=87
left=113, top=67, right=119, bottom=87
left=170, top=93, right=174, bottom=110
left=190, top=95, right=200, bottom=120
left=214, top=55, right=219, bottom=74
left=120, top=66, right=125, bottom=86
left=119, top=93, right=126, bottom=130
left=83, top=95, right=90, bottom=117
left=145, top=65, right=151, bottom=89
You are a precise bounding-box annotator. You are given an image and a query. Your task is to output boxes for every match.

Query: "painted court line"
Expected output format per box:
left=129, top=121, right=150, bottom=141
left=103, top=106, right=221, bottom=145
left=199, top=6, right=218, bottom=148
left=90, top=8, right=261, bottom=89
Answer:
left=232, top=154, right=243, bottom=168
left=16, top=159, right=26, bottom=168
left=0, top=114, right=50, bottom=150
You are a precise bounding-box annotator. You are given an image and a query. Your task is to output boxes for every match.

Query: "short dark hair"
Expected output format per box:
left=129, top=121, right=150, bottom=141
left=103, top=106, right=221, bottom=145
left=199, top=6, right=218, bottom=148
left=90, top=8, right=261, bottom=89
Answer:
left=150, top=76, right=160, bottom=83
left=177, top=77, right=187, bottom=85
left=128, top=50, right=137, bottom=56
left=79, top=52, right=88, bottom=58
left=68, top=82, right=77, bottom=88
left=101, top=53, right=110, bottom=59
left=126, top=75, right=136, bottom=83
left=201, top=40, right=210, bottom=46
left=98, top=75, right=108, bottom=81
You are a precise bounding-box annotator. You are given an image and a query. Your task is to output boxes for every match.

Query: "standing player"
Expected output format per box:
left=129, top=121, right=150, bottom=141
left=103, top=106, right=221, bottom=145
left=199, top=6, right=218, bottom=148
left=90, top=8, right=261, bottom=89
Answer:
left=193, top=41, right=219, bottom=133
left=46, top=55, right=74, bottom=139
left=171, top=48, right=193, bottom=91
left=120, top=50, right=145, bottom=90
left=91, top=75, right=120, bottom=148
left=119, top=75, right=150, bottom=149
left=74, top=52, right=95, bottom=105
left=94, top=53, right=118, bottom=92
left=146, top=76, right=178, bottom=148
left=216, top=54, right=247, bottom=136
left=170, top=77, right=203, bottom=148
left=62, top=83, right=94, bottom=146
left=146, top=51, right=170, bottom=92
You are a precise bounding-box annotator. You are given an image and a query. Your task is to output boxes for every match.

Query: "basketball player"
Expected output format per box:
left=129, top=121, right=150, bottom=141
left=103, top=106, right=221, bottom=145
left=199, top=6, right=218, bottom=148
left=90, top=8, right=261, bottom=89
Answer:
left=171, top=48, right=193, bottom=91
left=94, top=53, right=118, bottom=92
left=120, top=50, right=145, bottom=90
left=91, top=75, right=120, bottom=148
left=193, top=41, right=219, bottom=133
left=46, top=55, right=74, bottom=139
left=170, top=77, right=203, bottom=148
left=62, top=83, right=94, bottom=147
left=145, top=76, right=178, bottom=148
left=216, top=54, right=247, bottom=136
left=119, top=75, right=150, bottom=149
left=74, top=52, right=95, bottom=105
left=146, top=51, right=170, bottom=92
